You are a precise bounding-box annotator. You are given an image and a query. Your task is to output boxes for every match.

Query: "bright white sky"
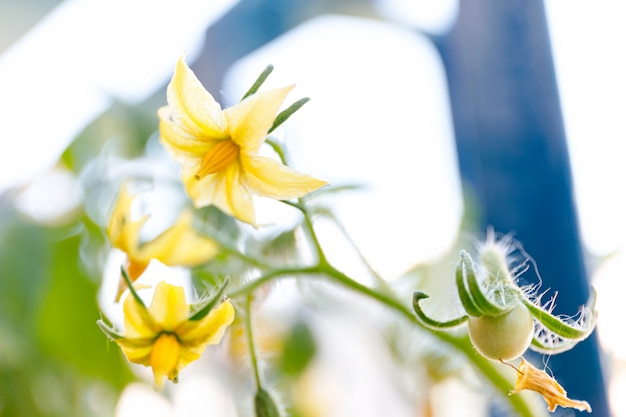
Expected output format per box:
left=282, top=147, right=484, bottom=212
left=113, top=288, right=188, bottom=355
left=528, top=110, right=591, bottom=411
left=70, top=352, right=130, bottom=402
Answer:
left=0, top=0, right=237, bottom=192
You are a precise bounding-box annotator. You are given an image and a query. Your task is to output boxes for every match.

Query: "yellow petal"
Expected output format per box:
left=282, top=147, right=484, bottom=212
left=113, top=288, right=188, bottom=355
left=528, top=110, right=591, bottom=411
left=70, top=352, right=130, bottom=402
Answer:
left=148, top=282, right=189, bottom=331
left=150, top=333, right=180, bottom=388
left=183, top=162, right=256, bottom=225
left=116, top=337, right=155, bottom=366
left=137, top=210, right=219, bottom=267
left=511, top=358, right=592, bottom=413
left=107, top=184, right=148, bottom=255
left=175, top=300, right=235, bottom=370
left=177, top=299, right=235, bottom=344
left=224, top=85, right=294, bottom=155
left=167, top=56, right=228, bottom=140
left=176, top=343, right=205, bottom=371
left=242, top=156, right=328, bottom=199
left=158, top=106, right=218, bottom=163
left=122, top=290, right=159, bottom=339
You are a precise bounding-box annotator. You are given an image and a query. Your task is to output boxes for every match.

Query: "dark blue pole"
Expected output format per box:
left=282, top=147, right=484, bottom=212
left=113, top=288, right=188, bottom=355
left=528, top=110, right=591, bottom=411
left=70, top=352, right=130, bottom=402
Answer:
left=433, top=1, right=609, bottom=415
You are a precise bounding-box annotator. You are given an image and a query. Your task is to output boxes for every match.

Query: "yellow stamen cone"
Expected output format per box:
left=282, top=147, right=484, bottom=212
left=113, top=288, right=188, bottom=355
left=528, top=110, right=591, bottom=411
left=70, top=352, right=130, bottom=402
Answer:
left=150, top=333, right=180, bottom=387
left=195, top=140, right=240, bottom=180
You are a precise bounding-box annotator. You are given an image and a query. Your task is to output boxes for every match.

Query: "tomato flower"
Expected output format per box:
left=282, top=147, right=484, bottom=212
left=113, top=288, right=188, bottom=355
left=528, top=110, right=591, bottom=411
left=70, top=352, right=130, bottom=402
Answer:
left=98, top=280, right=234, bottom=387
left=158, top=56, right=327, bottom=225
left=107, top=184, right=218, bottom=296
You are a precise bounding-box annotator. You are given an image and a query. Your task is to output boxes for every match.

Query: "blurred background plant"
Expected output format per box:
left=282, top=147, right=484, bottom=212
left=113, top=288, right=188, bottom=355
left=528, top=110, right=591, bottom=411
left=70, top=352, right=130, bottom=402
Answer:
left=1, top=1, right=625, bottom=416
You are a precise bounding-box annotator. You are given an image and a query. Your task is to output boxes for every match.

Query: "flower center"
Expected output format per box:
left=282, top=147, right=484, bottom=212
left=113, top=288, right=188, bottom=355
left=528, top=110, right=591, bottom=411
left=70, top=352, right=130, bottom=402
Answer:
left=195, top=139, right=240, bottom=180
left=150, top=333, right=180, bottom=387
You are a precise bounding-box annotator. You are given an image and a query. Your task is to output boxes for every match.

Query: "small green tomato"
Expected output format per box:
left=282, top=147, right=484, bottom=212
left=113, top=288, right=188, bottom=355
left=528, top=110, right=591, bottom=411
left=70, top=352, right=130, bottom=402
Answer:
left=467, top=303, right=534, bottom=361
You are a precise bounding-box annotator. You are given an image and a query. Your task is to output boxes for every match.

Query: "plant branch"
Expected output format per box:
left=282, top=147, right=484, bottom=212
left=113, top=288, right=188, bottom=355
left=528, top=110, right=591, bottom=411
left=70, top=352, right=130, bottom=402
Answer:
left=244, top=294, right=262, bottom=389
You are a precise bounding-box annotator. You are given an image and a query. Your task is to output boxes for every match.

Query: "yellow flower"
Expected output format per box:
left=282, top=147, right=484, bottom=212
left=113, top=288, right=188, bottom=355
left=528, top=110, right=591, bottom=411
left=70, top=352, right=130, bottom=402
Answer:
left=98, top=281, right=235, bottom=387
left=107, top=184, right=219, bottom=293
left=158, top=56, right=327, bottom=225
left=510, top=357, right=591, bottom=413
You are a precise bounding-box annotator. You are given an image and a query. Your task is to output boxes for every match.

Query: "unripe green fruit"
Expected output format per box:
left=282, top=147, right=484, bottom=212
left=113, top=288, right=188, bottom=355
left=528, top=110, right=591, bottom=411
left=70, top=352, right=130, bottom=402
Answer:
left=467, top=303, right=534, bottom=360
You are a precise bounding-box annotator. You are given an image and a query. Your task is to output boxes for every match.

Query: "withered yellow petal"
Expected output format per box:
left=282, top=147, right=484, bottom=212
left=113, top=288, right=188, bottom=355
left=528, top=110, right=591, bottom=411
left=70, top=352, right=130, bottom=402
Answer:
left=242, top=155, right=327, bottom=199
left=167, top=57, right=228, bottom=140
left=137, top=210, right=218, bottom=267
left=224, top=85, right=294, bottom=154
left=148, top=282, right=189, bottom=331
left=511, top=358, right=591, bottom=413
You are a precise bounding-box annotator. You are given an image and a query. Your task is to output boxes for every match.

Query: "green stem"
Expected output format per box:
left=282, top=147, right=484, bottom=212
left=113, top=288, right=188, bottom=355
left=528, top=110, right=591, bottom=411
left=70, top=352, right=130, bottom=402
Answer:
left=230, top=262, right=536, bottom=417
left=219, top=242, right=272, bottom=270
left=237, top=139, right=537, bottom=417
left=330, top=216, right=396, bottom=296
left=229, top=266, right=319, bottom=299
left=319, top=263, right=536, bottom=417
left=244, top=294, right=262, bottom=389
left=282, top=200, right=329, bottom=266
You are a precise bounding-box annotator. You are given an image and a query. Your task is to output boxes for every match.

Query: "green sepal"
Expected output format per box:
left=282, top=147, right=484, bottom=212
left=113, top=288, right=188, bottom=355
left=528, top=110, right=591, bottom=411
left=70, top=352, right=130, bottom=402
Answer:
left=268, top=97, right=310, bottom=134
left=530, top=335, right=578, bottom=355
left=254, top=388, right=281, bottom=417
left=189, top=277, right=230, bottom=321
left=460, top=251, right=510, bottom=316
left=521, top=287, right=597, bottom=341
left=455, top=259, right=484, bottom=317
left=97, top=320, right=155, bottom=349
left=121, top=266, right=146, bottom=309
left=241, top=65, right=274, bottom=101
left=97, top=319, right=124, bottom=340
left=119, top=266, right=156, bottom=329
left=412, top=291, right=469, bottom=330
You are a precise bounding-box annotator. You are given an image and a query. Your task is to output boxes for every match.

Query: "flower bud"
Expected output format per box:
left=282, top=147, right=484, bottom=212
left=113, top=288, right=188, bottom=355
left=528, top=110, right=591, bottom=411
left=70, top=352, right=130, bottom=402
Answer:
left=254, top=388, right=280, bottom=417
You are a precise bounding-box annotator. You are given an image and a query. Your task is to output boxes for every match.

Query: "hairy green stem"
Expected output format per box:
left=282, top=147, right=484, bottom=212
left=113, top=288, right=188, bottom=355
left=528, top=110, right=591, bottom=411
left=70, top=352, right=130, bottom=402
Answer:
left=218, top=242, right=272, bottom=270
left=244, top=294, right=262, bottom=389
left=231, top=139, right=538, bottom=417
left=230, top=262, right=536, bottom=417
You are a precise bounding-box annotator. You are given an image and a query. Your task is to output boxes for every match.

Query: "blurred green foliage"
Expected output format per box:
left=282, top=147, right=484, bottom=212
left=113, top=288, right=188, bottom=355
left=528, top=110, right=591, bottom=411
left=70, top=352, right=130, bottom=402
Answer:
left=0, top=100, right=159, bottom=416
left=279, top=320, right=316, bottom=377
left=0, top=207, right=134, bottom=416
